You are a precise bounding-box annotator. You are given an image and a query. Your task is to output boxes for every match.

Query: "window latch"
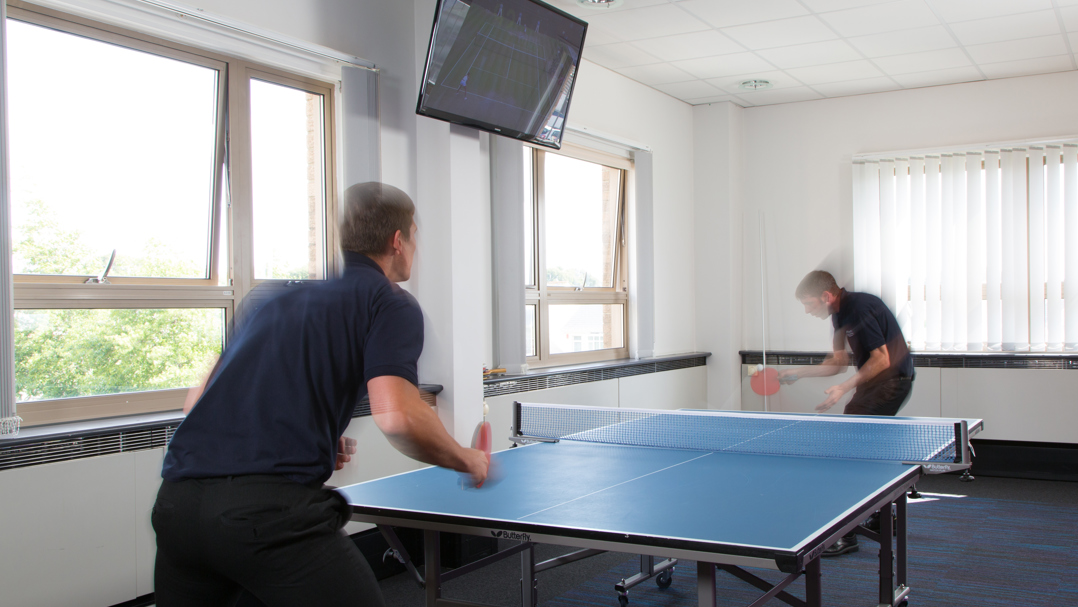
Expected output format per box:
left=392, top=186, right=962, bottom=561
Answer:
left=85, top=249, right=116, bottom=285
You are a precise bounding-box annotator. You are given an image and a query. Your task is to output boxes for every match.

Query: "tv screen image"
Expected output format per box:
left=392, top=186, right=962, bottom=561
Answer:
left=417, top=0, right=587, bottom=149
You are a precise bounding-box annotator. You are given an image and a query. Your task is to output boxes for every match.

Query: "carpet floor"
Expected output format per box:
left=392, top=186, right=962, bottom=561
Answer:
left=545, top=492, right=1078, bottom=607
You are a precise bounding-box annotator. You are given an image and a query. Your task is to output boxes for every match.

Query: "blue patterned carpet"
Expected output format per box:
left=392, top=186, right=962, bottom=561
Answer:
left=545, top=493, right=1078, bottom=606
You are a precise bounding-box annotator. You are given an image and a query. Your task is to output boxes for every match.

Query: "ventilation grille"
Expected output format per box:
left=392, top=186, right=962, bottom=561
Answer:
left=484, top=356, right=708, bottom=398
left=0, top=425, right=177, bottom=472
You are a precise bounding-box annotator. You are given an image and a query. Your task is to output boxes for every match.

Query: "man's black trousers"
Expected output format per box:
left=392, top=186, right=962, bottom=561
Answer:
left=152, top=475, right=385, bottom=607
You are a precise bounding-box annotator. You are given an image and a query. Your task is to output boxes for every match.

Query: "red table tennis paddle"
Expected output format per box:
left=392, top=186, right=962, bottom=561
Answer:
left=750, top=367, right=781, bottom=396
left=470, top=419, right=492, bottom=488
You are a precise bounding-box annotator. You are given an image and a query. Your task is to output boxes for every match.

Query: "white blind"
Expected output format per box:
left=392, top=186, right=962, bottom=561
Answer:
left=853, top=140, right=1078, bottom=352
left=0, top=2, right=19, bottom=436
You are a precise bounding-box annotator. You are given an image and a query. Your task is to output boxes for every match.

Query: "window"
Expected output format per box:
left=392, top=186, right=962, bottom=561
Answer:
left=5, top=7, right=337, bottom=425
left=525, top=145, right=629, bottom=365
left=853, top=142, right=1078, bottom=353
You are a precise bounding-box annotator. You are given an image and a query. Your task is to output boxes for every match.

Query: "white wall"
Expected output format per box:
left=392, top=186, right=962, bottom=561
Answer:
left=569, top=60, right=698, bottom=357
left=732, top=71, right=1078, bottom=352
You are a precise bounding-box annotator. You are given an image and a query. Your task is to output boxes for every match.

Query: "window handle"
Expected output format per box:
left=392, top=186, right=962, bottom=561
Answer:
left=85, top=249, right=116, bottom=285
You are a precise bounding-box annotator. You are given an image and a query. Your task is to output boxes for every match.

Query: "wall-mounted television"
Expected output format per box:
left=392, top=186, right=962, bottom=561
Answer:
left=416, top=0, right=587, bottom=149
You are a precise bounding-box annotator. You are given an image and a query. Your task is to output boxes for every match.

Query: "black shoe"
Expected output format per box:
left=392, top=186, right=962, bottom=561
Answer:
left=822, top=535, right=858, bottom=557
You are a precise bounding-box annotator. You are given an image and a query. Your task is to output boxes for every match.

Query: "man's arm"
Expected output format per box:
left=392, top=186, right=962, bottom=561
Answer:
left=778, top=350, right=849, bottom=380
left=816, top=345, right=890, bottom=412
left=368, top=375, right=489, bottom=485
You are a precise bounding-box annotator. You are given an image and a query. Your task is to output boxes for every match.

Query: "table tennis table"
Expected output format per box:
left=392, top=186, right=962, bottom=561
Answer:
left=339, top=403, right=981, bottom=607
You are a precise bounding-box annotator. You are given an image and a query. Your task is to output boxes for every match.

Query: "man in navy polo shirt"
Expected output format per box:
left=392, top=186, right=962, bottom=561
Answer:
left=779, top=270, right=915, bottom=556
left=152, top=182, right=489, bottom=606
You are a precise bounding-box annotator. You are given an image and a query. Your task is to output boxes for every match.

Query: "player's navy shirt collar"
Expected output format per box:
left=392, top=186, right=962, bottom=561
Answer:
left=343, top=250, right=385, bottom=275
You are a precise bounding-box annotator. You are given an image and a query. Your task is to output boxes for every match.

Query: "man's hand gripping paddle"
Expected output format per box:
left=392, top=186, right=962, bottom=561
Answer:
left=469, top=401, right=493, bottom=488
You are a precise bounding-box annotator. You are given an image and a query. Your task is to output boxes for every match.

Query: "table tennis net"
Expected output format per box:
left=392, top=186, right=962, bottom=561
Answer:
left=514, top=403, right=968, bottom=465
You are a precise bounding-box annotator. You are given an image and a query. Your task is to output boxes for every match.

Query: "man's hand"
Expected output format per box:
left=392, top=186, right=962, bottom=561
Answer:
left=460, top=447, right=490, bottom=487
left=816, top=384, right=849, bottom=413
left=335, top=436, right=357, bottom=471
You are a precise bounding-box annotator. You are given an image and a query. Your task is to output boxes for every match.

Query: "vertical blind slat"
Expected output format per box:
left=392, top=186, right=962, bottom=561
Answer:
left=1001, top=149, right=1016, bottom=350
left=985, top=151, right=1001, bottom=351
left=910, top=157, right=926, bottom=350
left=953, top=153, right=968, bottom=348
left=925, top=156, right=942, bottom=350
left=1013, top=148, right=1030, bottom=350
left=1065, top=145, right=1078, bottom=350
left=1046, top=145, right=1064, bottom=350
left=965, top=152, right=984, bottom=350
left=940, top=154, right=955, bottom=349
left=1028, top=147, right=1046, bottom=350
left=880, top=159, right=898, bottom=311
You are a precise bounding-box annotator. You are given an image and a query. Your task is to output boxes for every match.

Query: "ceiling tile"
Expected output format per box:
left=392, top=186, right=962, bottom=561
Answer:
left=1061, top=5, right=1078, bottom=32
left=812, top=76, right=902, bottom=97
left=966, top=35, right=1070, bottom=64
left=950, top=10, right=1062, bottom=46
left=676, top=0, right=809, bottom=28
left=582, top=42, right=661, bottom=69
left=544, top=0, right=669, bottom=19
left=785, top=59, right=885, bottom=84
left=583, top=27, right=624, bottom=47
left=731, top=86, right=825, bottom=105
left=684, top=94, right=740, bottom=105
left=671, top=52, right=775, bottom=79
left=800, top=0, right=894, bottom=12
left=616, top=63, right=697, bottom=86
left=818, top=0, right=940, bottom=37
left=721, top=15, right=839, bottom=50
left=631, top=30, right=743, bottom=62
left=756, top=40, right=863, bottom=69
left=930, top=0, right=1054, bottom=24
left=889, top=65, right=983, bottom=88
left=873, top=48, right=972, bottom=76
left=653, top=80, right=724, bottom=100
left=977, top=55, right=1075, bottom=79
left=847, top=26, right=957, bottom=58
left=704, top=70, right=804, bottom=93
left=582, top=4, right=710, bottom=40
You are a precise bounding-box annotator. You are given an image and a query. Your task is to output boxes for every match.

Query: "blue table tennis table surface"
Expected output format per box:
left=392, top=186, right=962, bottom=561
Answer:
left=338, top=438, right=919, bottom=570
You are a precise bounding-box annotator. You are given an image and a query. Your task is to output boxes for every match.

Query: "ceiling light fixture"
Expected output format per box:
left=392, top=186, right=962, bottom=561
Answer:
left=577, top=0, right=624, bottom=9
left=739, top=79, right=773, bottom=91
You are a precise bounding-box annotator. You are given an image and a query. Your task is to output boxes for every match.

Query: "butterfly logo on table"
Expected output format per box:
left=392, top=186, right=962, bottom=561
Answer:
left=490, top=530, right=532, bottom=542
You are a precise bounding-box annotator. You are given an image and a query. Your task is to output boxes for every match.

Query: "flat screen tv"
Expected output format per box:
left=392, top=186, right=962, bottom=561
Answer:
left=417, top=0, right=587, bottom=149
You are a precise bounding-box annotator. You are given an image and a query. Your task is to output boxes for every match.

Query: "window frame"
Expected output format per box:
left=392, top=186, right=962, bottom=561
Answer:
left=525, top=143, right=630, bottom=367
left=6, top=4, right=339, bottom=425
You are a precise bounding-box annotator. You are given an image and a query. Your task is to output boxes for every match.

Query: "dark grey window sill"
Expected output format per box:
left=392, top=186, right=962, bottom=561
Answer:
left=484, top=352, right=710, bottom=398
left=739, top=350, right=1078, bottom=370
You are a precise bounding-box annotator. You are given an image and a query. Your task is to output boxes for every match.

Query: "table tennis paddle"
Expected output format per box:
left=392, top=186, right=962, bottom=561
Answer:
left=470, top=402, right=492, bottom=488
left=750, top=366, right=781, bottom=396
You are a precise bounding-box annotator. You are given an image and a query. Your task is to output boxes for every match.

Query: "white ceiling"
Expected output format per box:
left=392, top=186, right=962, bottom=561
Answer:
left=546, top=0, right=1078, bottom=106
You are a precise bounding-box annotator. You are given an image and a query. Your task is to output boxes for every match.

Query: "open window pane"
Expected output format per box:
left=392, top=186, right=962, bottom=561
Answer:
left=524, top=147, right=536, bottom=288
left=525, top=304, right=537, bottom=357
left=251, top=79, right=327, bottom=280
left=548, top=304, right=624, bottom=354
left=14, top=308, right=224, bottom=401
left=7, top=19, right=220, bottom=279
left=543, top=153, right=621, bottom=288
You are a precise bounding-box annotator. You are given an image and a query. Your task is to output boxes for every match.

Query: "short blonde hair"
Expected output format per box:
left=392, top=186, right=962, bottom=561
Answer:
left=339, top=182, right=415, bottom=256
left=795, top=270, right=840, bottom=300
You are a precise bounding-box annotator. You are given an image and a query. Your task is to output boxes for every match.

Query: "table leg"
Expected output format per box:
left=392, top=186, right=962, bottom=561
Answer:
left=424, top=530, right=440, bottom=607
left=879, top=500, right=894, bottom=605
left=805, top=557, right=821, bottom=607
left=896, top=493, right=908, bottom=589
left=521, top=543, right=537, bottom=607
left=697, top=562, right=716, bottom=607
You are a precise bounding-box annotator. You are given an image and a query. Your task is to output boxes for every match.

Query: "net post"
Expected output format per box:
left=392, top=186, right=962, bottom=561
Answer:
left=957, top=420, right=970, bottom=464
left=513, top=401, right=522, bottom=439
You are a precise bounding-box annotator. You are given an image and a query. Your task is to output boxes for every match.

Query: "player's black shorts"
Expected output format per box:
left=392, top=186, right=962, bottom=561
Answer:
left=844, top=374, right=915, bottom=416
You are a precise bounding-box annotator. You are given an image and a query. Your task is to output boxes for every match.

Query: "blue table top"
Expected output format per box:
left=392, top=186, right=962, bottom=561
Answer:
left=339, top=439, right=919, bottom=567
